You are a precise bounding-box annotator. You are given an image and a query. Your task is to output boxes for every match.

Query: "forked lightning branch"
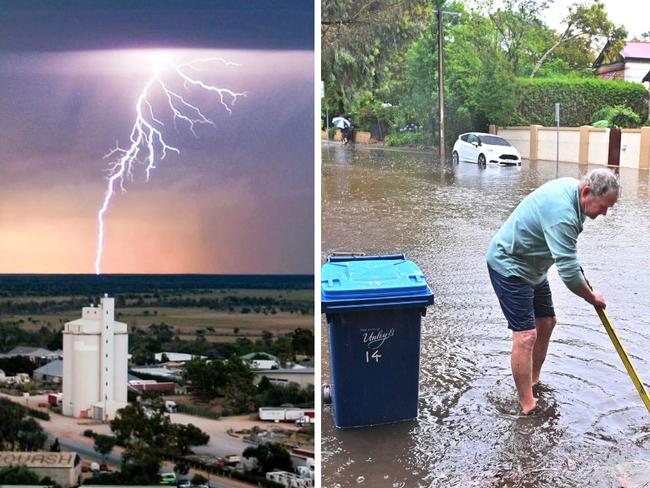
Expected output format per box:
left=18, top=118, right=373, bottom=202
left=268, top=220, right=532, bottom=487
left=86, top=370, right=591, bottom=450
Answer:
left=94, top=56, right=246, bottom=275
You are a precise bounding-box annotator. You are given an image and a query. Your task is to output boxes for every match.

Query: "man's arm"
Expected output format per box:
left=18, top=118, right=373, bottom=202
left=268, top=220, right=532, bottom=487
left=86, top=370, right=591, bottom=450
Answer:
left=570, top=281, right=606, bottom=309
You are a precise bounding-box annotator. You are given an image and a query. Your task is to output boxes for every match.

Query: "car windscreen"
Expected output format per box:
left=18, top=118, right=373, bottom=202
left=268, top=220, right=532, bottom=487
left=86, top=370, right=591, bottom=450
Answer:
left=480, top=136, right=511, bottom=146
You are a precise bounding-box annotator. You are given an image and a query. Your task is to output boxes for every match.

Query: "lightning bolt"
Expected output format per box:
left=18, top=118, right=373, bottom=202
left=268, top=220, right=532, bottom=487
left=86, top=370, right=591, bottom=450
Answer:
left=94, top=56, right=245, bottom=275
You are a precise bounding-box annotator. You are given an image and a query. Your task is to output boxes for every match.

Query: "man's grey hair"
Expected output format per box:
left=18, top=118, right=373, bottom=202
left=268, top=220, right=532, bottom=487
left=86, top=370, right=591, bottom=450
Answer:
left=580, top=168, right=620, bottom=197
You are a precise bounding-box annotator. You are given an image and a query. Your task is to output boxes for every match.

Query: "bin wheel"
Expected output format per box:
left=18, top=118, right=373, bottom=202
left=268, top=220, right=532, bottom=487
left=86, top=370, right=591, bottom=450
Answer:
left=322, top=384, right=332, bottom=404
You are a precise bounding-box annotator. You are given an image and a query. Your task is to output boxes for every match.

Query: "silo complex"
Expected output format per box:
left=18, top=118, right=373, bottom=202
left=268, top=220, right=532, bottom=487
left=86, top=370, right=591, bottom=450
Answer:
left=62, top=295, right=128, bottom=420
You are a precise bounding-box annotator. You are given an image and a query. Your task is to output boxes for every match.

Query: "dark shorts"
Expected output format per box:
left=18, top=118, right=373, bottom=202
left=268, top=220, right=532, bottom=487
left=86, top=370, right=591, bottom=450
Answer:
left=487, top=264, right=555, bottom=332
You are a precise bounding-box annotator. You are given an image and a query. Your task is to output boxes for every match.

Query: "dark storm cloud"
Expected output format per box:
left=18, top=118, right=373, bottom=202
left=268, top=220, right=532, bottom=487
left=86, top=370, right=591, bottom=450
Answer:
left=0, top=0, right=313, bottom=51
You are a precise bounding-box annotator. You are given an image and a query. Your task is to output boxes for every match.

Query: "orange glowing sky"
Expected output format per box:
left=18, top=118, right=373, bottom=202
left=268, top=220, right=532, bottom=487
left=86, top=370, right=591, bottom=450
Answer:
left=0, top=49, right=314, bottom=274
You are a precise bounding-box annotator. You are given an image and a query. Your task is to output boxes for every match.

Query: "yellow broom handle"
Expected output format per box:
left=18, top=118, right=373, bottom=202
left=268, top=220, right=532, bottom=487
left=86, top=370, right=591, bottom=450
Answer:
left=582, top=270, right=650, bottom=413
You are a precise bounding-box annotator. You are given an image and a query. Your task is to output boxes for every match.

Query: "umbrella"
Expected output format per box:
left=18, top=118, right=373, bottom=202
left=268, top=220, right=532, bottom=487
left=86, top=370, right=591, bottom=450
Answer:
left=332, top=116, right=350, bottom=129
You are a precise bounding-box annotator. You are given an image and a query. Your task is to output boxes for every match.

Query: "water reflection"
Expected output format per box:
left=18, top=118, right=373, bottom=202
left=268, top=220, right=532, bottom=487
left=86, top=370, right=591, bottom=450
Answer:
left=321, top=142, right=650, bottom=487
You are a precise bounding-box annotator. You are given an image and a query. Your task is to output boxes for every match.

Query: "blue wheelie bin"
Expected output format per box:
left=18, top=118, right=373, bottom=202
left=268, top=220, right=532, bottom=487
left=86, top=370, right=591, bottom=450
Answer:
left=321, top=253, right=434, bottom=428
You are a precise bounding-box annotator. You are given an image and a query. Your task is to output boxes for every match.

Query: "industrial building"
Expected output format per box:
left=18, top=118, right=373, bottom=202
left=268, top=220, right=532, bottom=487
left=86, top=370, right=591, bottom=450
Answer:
left=253, top=365, right=314, bottom=389
left=62, top=295, right=128, bottom=420
left=0, top=451, right=81, bottom=487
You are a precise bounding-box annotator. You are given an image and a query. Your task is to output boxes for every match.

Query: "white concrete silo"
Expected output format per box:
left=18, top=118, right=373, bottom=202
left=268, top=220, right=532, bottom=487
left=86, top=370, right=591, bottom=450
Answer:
left=62, top=295, right=128, bottom=420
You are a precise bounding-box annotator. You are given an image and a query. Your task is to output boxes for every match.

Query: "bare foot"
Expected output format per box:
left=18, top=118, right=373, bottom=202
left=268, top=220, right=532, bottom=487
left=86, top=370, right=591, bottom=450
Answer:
left=521, top=399, right=538, bottom=415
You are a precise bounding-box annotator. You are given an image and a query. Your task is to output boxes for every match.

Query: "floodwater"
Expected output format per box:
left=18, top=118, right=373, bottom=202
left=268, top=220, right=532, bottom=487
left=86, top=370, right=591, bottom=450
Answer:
left=321, top=142, right=650, bottom=488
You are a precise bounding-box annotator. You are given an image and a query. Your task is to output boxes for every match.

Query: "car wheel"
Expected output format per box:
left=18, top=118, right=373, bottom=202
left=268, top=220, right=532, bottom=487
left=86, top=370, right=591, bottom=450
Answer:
left=452, top=151, right=459, bottom=164
left=478, top=154, right=486, bottom=167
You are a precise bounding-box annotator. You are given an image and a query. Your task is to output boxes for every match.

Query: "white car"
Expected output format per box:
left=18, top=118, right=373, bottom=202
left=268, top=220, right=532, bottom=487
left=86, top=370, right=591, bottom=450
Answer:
left=452, top=132, right=521, bottom=166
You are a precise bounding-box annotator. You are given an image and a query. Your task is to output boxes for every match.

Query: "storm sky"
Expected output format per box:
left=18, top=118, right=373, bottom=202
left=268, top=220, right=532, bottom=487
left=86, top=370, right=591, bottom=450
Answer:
left=0, top=1, right=314, bottom=274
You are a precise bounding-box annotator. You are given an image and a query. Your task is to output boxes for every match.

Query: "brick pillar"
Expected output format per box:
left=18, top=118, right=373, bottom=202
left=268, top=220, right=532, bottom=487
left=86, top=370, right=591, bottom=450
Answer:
left=640, top=127, right=650, bottom=170
left=489, top=124, right=497, bottom=135
left=579, top=126, right=591, bottom=164
left=529, top=125, right=542, bottom=160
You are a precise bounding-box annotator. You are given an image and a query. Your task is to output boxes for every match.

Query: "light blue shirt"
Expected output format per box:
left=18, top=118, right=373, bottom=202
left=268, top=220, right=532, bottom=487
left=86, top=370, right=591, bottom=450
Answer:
left=487, top=177, right=587, bottom=289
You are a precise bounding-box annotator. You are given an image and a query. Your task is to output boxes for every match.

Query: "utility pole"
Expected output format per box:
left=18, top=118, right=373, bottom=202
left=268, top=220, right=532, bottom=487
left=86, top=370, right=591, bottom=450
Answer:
left=437, top=6, right=445, bottom=163
left=555, top=102, right=560, bottom=178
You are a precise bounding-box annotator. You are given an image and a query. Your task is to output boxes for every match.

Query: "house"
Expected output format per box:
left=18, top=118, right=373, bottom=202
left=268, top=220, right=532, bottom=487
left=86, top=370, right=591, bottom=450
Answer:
left=593, top=40, right=650, bottom=86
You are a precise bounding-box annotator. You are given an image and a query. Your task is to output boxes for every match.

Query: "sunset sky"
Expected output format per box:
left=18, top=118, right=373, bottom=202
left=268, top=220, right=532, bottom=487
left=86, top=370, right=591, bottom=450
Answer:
left=0, top=1, right=314, bottom=275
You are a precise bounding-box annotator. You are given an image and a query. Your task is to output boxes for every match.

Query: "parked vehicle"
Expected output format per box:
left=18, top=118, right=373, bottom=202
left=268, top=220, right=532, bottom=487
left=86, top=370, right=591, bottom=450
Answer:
left=452, top=133, right=521, bottom=167
left=160, top=472, right=177, bottom=485
left=177, top=479, right=191, bottom=488
left=224, top=454, right=241, bottom=465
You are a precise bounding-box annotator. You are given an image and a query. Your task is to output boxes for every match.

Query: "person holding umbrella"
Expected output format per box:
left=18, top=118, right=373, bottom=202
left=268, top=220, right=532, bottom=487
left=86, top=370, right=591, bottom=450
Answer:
left=332, top=114, right=352, bottom=144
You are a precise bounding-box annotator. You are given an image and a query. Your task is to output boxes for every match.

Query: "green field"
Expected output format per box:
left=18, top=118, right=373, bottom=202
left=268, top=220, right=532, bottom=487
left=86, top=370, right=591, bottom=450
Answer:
left=0, top=276, right=313, bottom=355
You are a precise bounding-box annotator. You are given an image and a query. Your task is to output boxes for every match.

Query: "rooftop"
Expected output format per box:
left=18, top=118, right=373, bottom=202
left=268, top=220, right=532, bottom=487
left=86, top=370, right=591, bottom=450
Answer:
left=0, top=451, right=79, bottom=468
left=622, top=41, right=650, bottom=59
left=0, top=346, right=61, bottom=358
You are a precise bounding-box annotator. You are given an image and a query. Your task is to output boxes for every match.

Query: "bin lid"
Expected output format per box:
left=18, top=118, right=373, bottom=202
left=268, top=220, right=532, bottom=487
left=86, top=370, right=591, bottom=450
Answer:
left=321, top=254, right=434, bottom=312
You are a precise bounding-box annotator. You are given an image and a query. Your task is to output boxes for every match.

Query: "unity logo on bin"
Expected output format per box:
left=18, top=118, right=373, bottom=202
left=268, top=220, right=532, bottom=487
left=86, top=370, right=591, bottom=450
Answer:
left=361, top=328, right=396, bottom=349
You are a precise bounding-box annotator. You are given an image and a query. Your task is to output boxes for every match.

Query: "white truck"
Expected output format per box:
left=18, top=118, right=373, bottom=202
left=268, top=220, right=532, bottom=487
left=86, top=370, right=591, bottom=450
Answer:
left=258, top=407, right=288, bottom=421
left=258, top=407, right=315, bottom=422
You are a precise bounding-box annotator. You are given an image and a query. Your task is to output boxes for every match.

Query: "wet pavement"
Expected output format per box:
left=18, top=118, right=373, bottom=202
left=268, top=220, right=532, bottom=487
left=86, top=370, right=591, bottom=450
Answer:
left=321, top=142, right=650, bottom=488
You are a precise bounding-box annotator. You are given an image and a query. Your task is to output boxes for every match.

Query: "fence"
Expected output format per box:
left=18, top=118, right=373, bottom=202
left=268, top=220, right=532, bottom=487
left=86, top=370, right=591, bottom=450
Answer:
left=493, top=125, right=650, bottom=170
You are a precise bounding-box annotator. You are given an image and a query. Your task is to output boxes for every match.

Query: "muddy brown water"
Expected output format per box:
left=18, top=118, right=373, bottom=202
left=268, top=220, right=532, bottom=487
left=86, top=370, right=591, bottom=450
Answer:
left=321, top=142, right=650, bottom=488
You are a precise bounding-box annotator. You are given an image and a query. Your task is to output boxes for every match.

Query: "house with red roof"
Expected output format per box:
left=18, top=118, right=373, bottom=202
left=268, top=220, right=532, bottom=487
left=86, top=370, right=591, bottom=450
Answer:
left=593, top=41, right=650, bottom=86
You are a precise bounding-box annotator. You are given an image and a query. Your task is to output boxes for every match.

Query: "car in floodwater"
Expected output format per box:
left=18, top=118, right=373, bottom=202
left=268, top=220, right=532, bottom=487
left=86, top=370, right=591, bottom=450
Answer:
left=452, top=132, right=521, bottom=167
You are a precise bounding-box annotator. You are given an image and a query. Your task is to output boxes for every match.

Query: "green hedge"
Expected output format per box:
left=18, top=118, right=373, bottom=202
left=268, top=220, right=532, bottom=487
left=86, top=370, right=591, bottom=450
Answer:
left=385, top=131, right=431, bottom=146
left=175, top=403, right=221, bottom=420
left=512, top=77, right=649, bottom=127
left=27, top=406, right=50, bottom=421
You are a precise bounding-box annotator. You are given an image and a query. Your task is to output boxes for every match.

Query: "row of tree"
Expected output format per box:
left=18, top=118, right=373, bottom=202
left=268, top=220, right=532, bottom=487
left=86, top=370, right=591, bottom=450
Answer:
left=129, top=325, right=314, bottom=366
left=0, top=398, right=47, bottom=451
left=0, top=294, right=311, bottom=319
left=322, top=0, right=645, bottom=142
left=183, top=357, right=314, bottom=412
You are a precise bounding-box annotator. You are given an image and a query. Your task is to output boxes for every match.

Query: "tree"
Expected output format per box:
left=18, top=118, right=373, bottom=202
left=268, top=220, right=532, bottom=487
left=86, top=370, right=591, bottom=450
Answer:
left=93, top=434, right=116, bottom=463
left=173, top=423, right=209, bottom=455
left=243, top=443, right=293, bottom=474
left=110, top=399, right=209, bottom=483
left=291, top=328, right=314, bottom=356
left=321, top=0, right=429, bottom=113
left=183, top=358, right=222, bottom=401
left=0, top=465, right=40, bottom=485
left=529, top=0, right=627, bottom=78
left=110, top=400, right=173, bottom=483
left=0, top=399, right=47, bottom=451
left=50, top=437, right=61, bottom=452
left=478, top=0, right=553, bottom=76
left=191, top=474, right=208, bottom=485
left=219, top=356, right=256, bottom=413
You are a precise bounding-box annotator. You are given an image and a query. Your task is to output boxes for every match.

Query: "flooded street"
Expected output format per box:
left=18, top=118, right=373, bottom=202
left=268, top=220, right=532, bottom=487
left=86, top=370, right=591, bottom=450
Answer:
left=321, top=142, right=650, bottom=487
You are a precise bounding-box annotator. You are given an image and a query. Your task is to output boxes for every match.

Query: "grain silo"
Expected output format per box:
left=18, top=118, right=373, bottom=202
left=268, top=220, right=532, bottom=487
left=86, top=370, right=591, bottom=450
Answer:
left=62, top=295, right=128, bottom=420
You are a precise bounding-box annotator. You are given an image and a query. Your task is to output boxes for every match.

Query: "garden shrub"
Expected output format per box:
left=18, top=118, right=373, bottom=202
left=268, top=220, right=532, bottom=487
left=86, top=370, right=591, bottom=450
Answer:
left=385, top=131, right=430, bottom=146
left=591, top=105, right=641, bottom=128
left=609, top=106, right=641, bottom=128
